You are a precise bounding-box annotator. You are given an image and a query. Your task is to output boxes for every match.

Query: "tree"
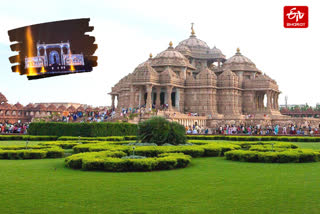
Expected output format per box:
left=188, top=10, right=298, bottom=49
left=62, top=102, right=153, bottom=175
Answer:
left=137, top=116, right=187, bottom=145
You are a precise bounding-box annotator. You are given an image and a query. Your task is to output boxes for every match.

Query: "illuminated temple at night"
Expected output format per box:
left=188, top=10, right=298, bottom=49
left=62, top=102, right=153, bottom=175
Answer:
left=109, top=25, right=320, bottom=128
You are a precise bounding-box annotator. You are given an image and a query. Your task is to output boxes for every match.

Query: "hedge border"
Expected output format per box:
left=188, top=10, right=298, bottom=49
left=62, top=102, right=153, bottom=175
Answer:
left=187, top=135, right=320, bottom=142
left=65, top=151, right=191, bottom=172
left=225, top=149, right=320, bottom=163
left=0, top=145, right=64, bottom=159
left=28, top=122, right=138, bottom=137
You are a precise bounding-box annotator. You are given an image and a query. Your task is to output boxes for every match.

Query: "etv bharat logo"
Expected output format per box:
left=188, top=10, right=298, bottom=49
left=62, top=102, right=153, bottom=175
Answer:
left=284, top=6, right=308, bottom=28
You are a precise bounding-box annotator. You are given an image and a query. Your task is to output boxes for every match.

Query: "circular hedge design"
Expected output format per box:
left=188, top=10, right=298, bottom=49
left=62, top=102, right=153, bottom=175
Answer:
left=65, top=151, right=191, bottom=172
left=0, top=145, right=64, bottom=159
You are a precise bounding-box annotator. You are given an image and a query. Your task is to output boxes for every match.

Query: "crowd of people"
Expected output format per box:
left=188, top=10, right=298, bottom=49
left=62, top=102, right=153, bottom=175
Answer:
left=60, top=109, right=116, bottom=122
left=186, top=123, right=320, bottom=135
left=0, top=123, right=28, bottom=134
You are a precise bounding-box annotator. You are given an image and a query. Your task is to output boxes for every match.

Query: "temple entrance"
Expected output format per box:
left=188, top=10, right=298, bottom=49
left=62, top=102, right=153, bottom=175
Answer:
left=171, top=92, right=176, bottom=107
left=49, top=51, right=60, bottom=65
left=160, top=92, right=165, bottom=105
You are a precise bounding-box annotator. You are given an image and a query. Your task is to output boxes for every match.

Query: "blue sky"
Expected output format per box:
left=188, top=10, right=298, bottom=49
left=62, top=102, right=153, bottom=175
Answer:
left=0, top=0, right=319, bottom=107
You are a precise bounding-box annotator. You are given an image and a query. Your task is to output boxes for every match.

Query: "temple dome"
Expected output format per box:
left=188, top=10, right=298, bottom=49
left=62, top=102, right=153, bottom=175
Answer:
left=218, top=69, right=239, bottom=87
left=177, top=35, right=210, bottom=50
left=132, top=62, right=159, bottom=83
left=210, top=46, right=226, bottom=59
left=0, top=92, right=7, bottom=104
left=47, top=104, right=57, bottom=111
left=67, top=105, right=76, bottom=112
left=14, top=102, right=24, bottom=110
left=223, top=48, right=260, bottom=73
left=175, top=45, right=191, bottom=56
left=152, top=42, right=194, bottom=68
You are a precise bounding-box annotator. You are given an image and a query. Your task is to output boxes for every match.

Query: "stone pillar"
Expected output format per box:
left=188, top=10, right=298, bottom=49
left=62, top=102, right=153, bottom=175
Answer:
left=156, top=87, right=161, bottom=109
left=138, top=87, right=143, bottom=107
left=146, top=85, right=153, bottom=111
left=129, top=86, right=135, bottom=108
left=116, top=95, right=119, bottom=109
left=267, top=91, right=271, bottom=110
left=111, top=95, right=115, bottom=109
left=275, top=93, right=279, bottom=110
left=272, top=92, right=275, bottom=109
left=166, top=86, right=173, bottom=110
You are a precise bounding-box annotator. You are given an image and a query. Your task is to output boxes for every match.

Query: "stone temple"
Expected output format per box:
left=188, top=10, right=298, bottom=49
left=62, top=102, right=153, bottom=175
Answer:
left=109, top=25, right=319, bottom=128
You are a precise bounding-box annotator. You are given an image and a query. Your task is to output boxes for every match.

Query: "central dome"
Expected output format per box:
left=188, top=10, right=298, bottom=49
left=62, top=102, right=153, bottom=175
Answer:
left=177, top=35, right=210, bottom=50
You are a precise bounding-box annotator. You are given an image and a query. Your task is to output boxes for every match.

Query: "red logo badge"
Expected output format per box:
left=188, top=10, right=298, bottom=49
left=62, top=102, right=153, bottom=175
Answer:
left=284, top=6, right=308, bottom=28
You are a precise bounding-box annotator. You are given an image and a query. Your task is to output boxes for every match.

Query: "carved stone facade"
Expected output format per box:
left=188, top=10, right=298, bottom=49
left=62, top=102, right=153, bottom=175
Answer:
left=109, top=27, right=320, bottom=128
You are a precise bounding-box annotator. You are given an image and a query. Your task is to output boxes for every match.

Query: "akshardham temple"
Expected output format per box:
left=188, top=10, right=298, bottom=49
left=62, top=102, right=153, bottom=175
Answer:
left=110, top=25, right=319, bottom=128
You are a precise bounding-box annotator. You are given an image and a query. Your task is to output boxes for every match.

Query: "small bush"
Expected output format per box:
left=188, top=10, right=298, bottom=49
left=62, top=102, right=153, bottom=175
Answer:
left=138, top=117, right=186, bottom=145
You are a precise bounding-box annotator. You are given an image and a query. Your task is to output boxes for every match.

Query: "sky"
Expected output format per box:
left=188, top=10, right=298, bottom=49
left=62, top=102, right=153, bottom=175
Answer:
left=0, top=0, right=319, bottom=107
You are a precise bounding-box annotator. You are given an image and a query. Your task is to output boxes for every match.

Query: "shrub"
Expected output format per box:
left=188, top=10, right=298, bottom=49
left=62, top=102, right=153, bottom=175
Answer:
left=65, top=151, right=127, bottom=169
left=0, top=145, right=64, bottom=159
left=44, top=147, right=65, bottom=158
left=186, top=135, right=320, bottom=142
left=0, top=135, right=58, bottom=141
left=65, top=151, right=191, bottom=172
left=225, top=149, right=320, bottom=163
left=28, top=122, right=138, bottom=137
left=72, top=142, right=241, bottom=158
left=232, top=141, right=298, bottom=149
left=138, top=117, right=186, bottom=145
left=39, top=141, right=79, bottom=149
left=0, top=149, right=47, bottom=159
left=57, top=136, right=127, bottom=141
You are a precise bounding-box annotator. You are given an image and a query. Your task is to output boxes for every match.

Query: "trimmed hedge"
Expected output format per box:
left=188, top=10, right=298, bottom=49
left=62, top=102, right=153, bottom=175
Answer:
left=187, top=135, right=320, bottom=142
left=0, top=135, right=58, bottom=141
left=65, top=151, right=191, bottom=172
left=39, top=141, right=80, bottom=149
left=28, top=122, right=138, bottom=137
left=57, top=136, right=137, bottom=141
left=225, top=149, right=320, bottom=163
left=0, top=147, right=64, bottom=159
left=249, top=144, right=298, bottom=152
left=72, top=143, right=240, bottom=158
left=232, top=141, right=298, bottom=149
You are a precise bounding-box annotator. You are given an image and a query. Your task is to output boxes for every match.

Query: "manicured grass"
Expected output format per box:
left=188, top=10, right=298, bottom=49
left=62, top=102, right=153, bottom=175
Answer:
left=1, top=156, right=320, bottom=213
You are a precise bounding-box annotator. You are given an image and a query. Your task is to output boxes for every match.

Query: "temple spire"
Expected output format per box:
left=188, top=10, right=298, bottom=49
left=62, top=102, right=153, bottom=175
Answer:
left=149, top=53, right=153, bottom=59
left=191, top=22, right=195, bottom=36
left=236, top=47, right=241, bottom=54
left=169, top=41, right=173, bottom=47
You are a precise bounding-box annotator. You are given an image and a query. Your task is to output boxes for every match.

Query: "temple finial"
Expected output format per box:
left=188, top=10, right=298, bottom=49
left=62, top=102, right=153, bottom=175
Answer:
left=169, top=41, right=173, bottom=47
left=149, top=53, right=153, bottom=59
left=191, top=22, right=195, bottom=36
left=236, top=48, right=240, bottom=54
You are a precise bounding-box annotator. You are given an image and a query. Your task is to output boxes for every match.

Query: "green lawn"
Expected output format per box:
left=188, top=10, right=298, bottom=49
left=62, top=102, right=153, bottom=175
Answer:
left=1, top=141, right=320, bottom=213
